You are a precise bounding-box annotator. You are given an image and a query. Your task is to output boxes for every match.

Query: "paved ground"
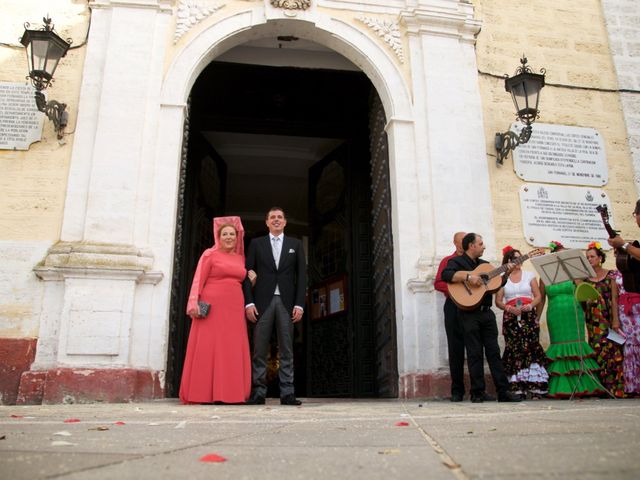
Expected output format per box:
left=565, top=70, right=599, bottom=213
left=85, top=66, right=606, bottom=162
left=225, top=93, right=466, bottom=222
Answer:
left=1, top=398, right=638, bottom=479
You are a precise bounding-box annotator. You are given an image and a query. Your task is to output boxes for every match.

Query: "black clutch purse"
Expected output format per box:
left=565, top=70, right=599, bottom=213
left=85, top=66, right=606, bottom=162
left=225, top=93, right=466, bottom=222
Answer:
left=197, top=301, right=210, bottom=317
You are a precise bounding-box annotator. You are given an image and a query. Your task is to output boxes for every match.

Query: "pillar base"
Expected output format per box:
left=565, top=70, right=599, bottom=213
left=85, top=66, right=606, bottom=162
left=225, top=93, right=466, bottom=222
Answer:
left=16, top=367, right=164, bottom=405
left=399, top=371, right=496, bottom=399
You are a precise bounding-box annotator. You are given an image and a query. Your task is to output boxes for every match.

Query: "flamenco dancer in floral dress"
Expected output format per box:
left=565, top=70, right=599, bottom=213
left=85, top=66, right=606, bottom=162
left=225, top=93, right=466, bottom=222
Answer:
left=582, top=242, right=625, bottom=397
left=496, top=246, right=549, bottom=398
left=612, top=267, right=640, bottom=395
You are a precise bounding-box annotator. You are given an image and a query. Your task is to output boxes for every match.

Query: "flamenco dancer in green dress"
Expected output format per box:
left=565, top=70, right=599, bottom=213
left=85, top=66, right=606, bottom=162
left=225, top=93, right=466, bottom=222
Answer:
left=538, top=241, right=604, bottom=398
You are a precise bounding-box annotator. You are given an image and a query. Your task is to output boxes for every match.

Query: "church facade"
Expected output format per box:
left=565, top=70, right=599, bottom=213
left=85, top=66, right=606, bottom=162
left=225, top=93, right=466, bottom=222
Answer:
left=0, top=0, right=638, bottom=404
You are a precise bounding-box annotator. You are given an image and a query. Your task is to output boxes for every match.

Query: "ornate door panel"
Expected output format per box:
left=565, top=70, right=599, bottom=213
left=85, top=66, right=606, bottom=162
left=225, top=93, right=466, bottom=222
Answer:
left=307, top=145, right=352, bottom=396
left=306, top=140, right=377, bottom=397
left=166, top=111, right=227, bottom=397
left=368, top=92, right=398, bottom=398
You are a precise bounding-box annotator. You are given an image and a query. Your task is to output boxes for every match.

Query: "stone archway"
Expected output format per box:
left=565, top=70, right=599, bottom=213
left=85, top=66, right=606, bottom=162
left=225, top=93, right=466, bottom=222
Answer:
left=154, top=8, right=417, bottom=394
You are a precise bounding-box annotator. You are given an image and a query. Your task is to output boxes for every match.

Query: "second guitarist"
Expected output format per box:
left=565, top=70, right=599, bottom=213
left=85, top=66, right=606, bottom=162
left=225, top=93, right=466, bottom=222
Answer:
left=441, top=233, right=522, bottom=403
left=607, top=199, right=640, bottom=272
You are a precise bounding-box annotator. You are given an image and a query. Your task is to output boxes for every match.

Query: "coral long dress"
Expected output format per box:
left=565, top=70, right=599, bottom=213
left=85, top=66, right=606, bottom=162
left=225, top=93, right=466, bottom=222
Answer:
left=179, top=249, right=251, bottom=404
left=545, top=280, right=603, bottom=398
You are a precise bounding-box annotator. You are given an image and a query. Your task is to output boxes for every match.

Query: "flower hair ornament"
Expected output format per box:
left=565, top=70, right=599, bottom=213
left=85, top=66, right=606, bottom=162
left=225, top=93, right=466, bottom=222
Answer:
left=502, top=245, right=514, bottom=255
left=587, top=241, right=602, bottom=250
left=548, top=240, right=564, bottom=252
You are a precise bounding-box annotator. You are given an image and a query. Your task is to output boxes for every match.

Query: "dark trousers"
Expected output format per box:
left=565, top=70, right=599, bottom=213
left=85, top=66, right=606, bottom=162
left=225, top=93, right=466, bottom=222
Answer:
left=459, top=308, right=509, bottom=397
left=444, top=298, right=466, bottom=396
left=251, top=295, right=295, bottom=398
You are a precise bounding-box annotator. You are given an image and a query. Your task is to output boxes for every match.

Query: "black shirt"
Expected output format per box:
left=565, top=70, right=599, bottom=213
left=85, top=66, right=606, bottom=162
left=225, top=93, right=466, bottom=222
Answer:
left=441, top=253, right=494, bottom=308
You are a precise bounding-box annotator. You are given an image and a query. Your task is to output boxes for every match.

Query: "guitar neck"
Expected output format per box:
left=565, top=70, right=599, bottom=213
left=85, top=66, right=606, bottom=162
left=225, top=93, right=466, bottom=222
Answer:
left=487, top=253, right=530, bottom=279
left=603, top=223, right=617, bottom=239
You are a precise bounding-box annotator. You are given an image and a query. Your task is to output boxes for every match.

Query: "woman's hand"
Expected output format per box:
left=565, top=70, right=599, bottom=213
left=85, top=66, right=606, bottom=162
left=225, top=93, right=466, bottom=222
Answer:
left=187, top=307, right=199, bottom=317
left=506, top=305, right=521, bottom=316
left=612, top=319, right=622, bottom=334
left=247, top=269, right=257, bottom=287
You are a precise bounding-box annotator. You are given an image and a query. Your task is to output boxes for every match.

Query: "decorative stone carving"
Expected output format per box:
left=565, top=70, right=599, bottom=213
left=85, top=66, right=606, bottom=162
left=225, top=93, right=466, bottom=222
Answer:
left=356, top=16, right=404, bottom=63
left=407, top=256, right=436, bottom=293
left=270, top=0, right=311, bottom=11
left=33, top=242, right=163, bottom=284
left=174, top=0, right=225, bottom=44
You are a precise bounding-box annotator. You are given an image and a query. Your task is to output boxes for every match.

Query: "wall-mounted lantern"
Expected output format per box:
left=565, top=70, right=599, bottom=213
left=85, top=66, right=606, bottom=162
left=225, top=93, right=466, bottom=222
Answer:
left=495, top=56, right=546, bottom=165
left=21, top=16, right=72, bottom=140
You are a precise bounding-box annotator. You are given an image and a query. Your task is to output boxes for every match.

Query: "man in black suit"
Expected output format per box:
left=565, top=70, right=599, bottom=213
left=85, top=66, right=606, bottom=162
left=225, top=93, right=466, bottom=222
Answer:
left=244, top=207, right=306, bottom=405
left=442, top=233, right=521, bottom=403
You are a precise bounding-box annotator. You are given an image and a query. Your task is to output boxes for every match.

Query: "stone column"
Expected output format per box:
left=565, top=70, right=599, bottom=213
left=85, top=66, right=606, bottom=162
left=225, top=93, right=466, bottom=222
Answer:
left=399, top=1, right=494, bottom=397
left=22, top=0, right=172, bottom=404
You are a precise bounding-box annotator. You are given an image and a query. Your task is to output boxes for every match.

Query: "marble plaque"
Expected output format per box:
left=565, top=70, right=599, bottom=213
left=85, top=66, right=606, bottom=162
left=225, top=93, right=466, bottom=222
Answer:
left=519, top=183, right=612, bottom=249
left=0, top=82, right=44, bottom=150
left=512, top=123, right=607, bottom=186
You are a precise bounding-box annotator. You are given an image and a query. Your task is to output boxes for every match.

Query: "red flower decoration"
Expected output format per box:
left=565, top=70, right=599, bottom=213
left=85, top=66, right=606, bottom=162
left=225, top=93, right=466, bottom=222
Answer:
left=502, top=245, right=514, bottom=255
left=199, top=453, right=227, bottom=463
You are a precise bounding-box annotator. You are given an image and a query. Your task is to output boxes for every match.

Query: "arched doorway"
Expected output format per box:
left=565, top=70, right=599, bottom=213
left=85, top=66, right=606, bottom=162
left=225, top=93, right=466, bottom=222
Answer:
left=165, top=39, right=398, bottom=398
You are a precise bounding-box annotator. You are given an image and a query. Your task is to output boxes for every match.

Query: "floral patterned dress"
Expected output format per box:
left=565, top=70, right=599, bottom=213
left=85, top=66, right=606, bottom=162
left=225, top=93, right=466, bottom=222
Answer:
left=501, top=271, right=549, bottom=396
left=583, top=272, right=625, bottom=397
left=613, top=271, right=640, bottom=394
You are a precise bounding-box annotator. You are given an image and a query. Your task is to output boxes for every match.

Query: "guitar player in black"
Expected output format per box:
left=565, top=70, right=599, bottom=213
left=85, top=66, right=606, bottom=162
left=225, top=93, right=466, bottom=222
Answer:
left=442, top=233, right=521, bottom=403
left=608, top=199, right=640, bottom=264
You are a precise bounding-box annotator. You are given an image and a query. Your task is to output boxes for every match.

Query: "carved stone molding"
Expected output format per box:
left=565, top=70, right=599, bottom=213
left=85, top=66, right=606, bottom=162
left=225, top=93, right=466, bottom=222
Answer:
left=407, top=255, right=436, bottom=293
left=356, top=16, right=404, bottom=64
left=270, top=0, right=311, bottom=11
left=174, top=0, right=226, bottom=44
left=33, top=241, right=163, bottom=284
left=400, top=4, right=481, bottom=43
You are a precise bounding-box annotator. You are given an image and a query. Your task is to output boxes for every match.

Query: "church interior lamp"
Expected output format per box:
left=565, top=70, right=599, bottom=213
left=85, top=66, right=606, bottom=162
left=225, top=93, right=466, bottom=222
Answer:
left=495, top=56, right=546, bottom=165
left=20, top=16, right=72, bottom=140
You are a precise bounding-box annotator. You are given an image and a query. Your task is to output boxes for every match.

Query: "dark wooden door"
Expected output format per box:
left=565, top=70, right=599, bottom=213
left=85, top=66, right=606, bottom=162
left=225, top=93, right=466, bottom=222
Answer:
left=306, top=140, right=377, bottom=397
left=166, top=121, right=227, bottom=397
left=368, top=91, right=398, bottom=397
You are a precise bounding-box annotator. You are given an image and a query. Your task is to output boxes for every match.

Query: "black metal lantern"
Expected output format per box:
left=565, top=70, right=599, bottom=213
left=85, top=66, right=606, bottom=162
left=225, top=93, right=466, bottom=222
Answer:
left=495, top=56, right=546, bottom=165
left=20, top=16, right=72, bottom=140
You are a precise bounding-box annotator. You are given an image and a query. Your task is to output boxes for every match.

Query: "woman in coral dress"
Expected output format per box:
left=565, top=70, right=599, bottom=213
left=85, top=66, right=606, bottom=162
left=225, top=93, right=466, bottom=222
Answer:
left=179, top=216, right=255, bottom=404
left=540, top=241, right=603, bottom=398
left=581, top=242, right=625, bottom=397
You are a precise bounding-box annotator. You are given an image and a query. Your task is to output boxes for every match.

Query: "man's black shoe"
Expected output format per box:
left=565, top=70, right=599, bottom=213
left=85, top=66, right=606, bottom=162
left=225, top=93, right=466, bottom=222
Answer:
left=470, top=392, right=496, bottom=403
left=246, top=394, right=265, bottom=405
left=450, top=394, right=464, bottom=402
left=280, top=395, right=302, bottom=406
left=498, top=391, right=523, bottom=402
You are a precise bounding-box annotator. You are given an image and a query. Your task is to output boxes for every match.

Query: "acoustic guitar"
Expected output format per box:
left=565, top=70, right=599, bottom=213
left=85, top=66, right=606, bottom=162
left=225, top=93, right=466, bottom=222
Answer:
left=448, top=249, right=544, bottom=311
left=596, top=205, right=640, bottom=292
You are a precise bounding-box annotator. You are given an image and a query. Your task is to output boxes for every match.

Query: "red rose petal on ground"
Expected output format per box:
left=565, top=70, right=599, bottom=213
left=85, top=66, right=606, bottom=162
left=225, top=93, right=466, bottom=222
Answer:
left=10, top=415, right=24, bottom=419
left=114, top=421, right=126, bottom=425
left=63, top=419, right=81, bottom=423
left=199, top=453, right=227, bottom=463
left=394, top=421, right=410, bottom=427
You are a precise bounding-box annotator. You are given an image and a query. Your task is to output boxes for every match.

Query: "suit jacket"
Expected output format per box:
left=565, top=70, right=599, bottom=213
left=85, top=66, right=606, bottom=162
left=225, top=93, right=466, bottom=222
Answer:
left=243, top=235, right=307, bottom=315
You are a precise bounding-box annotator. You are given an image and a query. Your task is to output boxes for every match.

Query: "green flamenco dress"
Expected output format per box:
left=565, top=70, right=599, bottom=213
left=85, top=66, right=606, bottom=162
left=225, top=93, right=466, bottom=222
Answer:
left=545, top=280, right=604, bottom=398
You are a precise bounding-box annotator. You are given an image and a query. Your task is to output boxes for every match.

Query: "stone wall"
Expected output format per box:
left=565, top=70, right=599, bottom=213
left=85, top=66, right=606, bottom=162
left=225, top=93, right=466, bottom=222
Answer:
left=601, top=0, right=640, bottom=194
left=473, top=0, right=637, bottom=266
left=0, top=1, right=88, bottom=339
